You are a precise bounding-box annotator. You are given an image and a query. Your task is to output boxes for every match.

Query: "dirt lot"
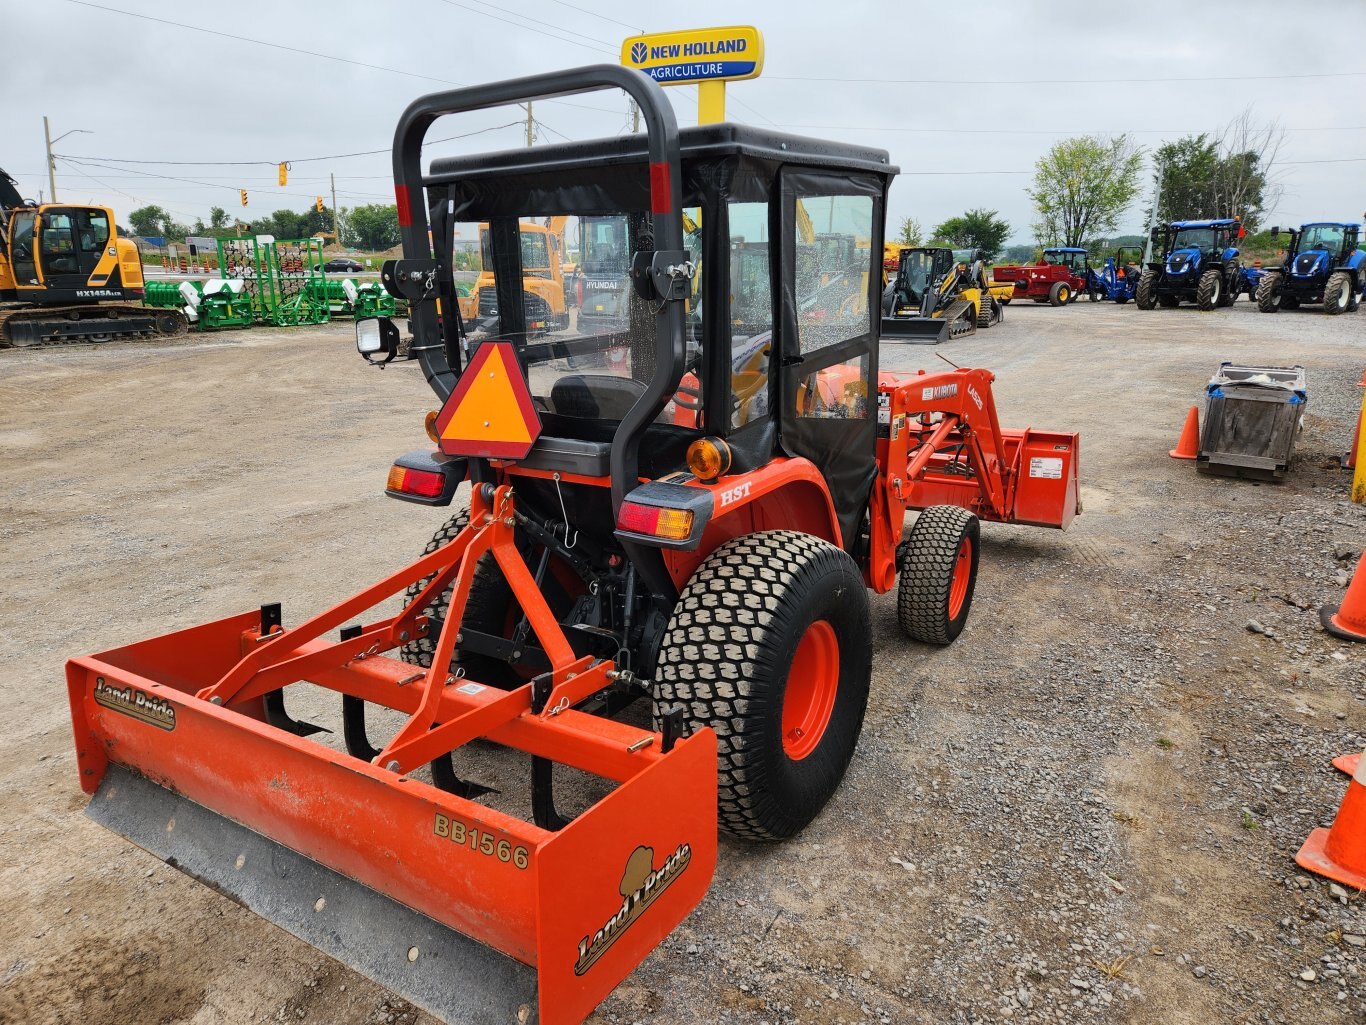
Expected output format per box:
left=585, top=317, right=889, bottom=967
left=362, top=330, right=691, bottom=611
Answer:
left=1, top=301, right=1362, bottom=1025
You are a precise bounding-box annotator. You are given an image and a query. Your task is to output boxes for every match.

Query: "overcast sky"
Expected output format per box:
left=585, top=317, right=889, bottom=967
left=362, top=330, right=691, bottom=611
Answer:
left=4, top=0, right=1362, bottom=244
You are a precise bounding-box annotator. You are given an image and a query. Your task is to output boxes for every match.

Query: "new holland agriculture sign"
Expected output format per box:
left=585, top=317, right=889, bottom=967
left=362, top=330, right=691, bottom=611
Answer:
left=621, top=26, right=765, bottom=84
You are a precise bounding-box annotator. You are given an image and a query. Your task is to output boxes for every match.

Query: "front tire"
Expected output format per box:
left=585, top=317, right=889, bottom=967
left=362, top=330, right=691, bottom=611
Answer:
left=897, top=506, right=980, bottom=645
left=1196, top=269, right=1223, bottom=311
left=654, top=531, right=872, bottom=841
left=1135, top=269, right=1159, bottom=310
left=1256, top=272, right=1283, bottom=312
left=1048, top=282, right=1070, bottom=307
left=1325, top=271, right=1352, bottom=315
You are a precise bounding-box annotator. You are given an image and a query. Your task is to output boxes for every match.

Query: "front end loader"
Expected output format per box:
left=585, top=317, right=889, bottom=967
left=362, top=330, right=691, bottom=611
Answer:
left=881, top=246, right=1005, bottom=343
left=68, top=65, right=1080, bottom=1025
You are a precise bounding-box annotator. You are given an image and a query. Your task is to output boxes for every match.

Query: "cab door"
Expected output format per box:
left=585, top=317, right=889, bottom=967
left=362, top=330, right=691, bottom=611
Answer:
left=776, top=170, right=884, bottom=553
left=10, top=210, right=39, bottom=287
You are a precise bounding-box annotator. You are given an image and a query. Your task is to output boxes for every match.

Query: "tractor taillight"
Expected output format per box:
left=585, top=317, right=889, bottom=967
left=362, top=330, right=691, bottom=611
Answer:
left=387, top=465, right=445, bottom=498
left=618, top=501, right=693, bottom=541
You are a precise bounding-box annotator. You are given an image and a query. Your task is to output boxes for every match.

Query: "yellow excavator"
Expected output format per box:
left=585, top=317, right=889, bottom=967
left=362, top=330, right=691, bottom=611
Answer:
left=0, top=168, right=187, bottom=347
left=881, top=246, right=1012, bottom=344
left=458, top=216, right=570, bottom=336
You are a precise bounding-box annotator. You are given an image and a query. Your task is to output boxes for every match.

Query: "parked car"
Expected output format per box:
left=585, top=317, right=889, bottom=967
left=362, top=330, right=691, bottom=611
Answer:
left=324, top=256, right=364, bottom=273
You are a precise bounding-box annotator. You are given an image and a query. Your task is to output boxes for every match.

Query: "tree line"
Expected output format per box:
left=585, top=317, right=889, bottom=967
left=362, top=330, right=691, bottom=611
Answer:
left=126, top=202, right=403, bottom=251
left=894, top=108, right=1285, bottom=261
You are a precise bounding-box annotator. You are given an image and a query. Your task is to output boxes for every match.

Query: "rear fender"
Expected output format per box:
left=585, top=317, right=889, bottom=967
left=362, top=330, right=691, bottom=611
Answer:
left=660, top=457, right=841, bottom=587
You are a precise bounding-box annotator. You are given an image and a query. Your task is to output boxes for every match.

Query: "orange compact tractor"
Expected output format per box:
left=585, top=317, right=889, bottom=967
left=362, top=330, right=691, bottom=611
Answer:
left=67, top=67, right=1081, bottom=1024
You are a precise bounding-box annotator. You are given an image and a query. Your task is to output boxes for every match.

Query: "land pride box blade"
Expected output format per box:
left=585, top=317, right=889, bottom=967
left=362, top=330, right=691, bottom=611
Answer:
left=65, top=500, right=718, bottom=1025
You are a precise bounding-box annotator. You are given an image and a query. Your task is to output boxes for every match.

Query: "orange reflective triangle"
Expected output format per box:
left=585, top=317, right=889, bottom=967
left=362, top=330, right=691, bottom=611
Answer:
left=433, top=341, right=542, bottom=459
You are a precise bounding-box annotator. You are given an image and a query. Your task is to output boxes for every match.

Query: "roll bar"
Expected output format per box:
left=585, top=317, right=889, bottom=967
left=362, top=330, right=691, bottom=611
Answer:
left=390, top=64, right=687, bottom=513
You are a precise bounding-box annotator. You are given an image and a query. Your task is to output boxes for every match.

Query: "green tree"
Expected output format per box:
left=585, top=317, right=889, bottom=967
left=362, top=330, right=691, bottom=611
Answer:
left=930, top=208, right=1011, bottom=261
left=128, top=204, right=171, bottom=238
left=1149, top=116, right=1279, bottom=230
left=343, top=204, right=401, bottom=250
left=897, top=216, right=923, bottom=247
left=1028, top=135, right=1143, bottom=248
left=209, top=206, right=228, bottom=229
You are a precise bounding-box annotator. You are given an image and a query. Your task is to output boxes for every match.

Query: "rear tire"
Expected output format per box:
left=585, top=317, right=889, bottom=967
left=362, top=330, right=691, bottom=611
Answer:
left=654, top=531, right=872, bottom=841
left=1256, top=271, right=1283, bottom=313
left=1325, top=271, right=1352, bottom=315
left=1048, top=282, right=1070, bottom=307
left=897, top=506, right=980, bottom=645
left=1196, top=269, right=1223, bottom=311
left=1135, top=269, right=1158, bottom=310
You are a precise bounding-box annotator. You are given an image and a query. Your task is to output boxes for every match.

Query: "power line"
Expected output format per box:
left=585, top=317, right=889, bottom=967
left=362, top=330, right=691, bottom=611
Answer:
left=53, top=122, right=526, bottom=172
left=544, top=0, right=643, bottom=33
left=64, top=1, right=619, bottom=118
left=57, top=157, right=394, bottom=202
left=765, top=70, right=1366, bottom=86
left=433, top=0, right=615, bottom=56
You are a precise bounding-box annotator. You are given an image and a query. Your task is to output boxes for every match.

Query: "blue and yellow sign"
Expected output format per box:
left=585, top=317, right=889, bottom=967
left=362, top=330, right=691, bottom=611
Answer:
left=620, top=26, right=764, bottom=86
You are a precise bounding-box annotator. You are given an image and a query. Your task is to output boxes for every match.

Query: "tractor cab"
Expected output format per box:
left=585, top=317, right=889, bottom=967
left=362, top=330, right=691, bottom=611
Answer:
left=1041, top=246, right=1088, bottom=275
left=883, top=245, right=955, bottom=313
left=375, top=118, right=893, bottom=556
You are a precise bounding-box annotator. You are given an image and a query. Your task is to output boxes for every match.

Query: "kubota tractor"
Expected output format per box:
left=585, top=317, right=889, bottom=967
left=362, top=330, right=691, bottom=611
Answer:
left=66, top=66, right=1081, bottom=1025
left=1136, top=218, right=1246, bottom=311
left=1255, top=221, right=1363, bottom=315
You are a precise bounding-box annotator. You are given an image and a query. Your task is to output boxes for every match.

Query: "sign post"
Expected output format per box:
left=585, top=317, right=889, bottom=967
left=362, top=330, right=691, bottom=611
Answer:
left=620, top=26, right=765, bottom=125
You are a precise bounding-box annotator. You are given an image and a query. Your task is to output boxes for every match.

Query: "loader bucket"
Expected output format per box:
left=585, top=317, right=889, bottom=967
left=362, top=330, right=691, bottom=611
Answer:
left=880, top=315, right=950, bottom=345
left=66, top=487, right=717, bottom=1025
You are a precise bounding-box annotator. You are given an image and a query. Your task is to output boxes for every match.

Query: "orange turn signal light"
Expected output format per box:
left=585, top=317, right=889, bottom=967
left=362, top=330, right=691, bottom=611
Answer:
left=686, top=436, right=732, bottom=482
left=618, top=501, right=694, bottom=541
left=424, top=410, right=441, bottom=443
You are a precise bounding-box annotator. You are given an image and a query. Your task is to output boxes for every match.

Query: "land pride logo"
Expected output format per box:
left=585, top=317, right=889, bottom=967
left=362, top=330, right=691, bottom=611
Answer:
left=574, top=843, right=691, bottom=976
left=93, top=679, right=177, bottom=731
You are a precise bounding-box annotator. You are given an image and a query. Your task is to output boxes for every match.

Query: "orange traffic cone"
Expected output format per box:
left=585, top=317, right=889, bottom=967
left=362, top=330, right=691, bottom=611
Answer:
left=1297, top=748, right=1366, bottom=890
left=1169, top=406, right=1200, bottom=460
left=1321, top=550, right=1366, bottom=643
left=1335, top=753, right=1360, bottom=777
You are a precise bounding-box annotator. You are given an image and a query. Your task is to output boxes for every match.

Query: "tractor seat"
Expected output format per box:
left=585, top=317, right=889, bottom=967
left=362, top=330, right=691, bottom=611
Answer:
left=520, top=436, right=612, bottom=477
left=549, top=374, right=645, bottom=421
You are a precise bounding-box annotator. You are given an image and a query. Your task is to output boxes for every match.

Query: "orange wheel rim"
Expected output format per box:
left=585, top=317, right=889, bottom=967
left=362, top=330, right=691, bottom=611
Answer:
left=782, top=620, right=839, bottom=760
left=948, top=536, right=973, bottom=619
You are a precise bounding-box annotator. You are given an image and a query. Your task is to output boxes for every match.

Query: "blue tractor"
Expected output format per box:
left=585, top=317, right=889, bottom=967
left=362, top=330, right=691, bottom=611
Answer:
left=1086, top=246, right=1144, bottom=303
left=1135, top=218, right=1245, bottom=311
left=1255, top=222, right=1363, bottom=315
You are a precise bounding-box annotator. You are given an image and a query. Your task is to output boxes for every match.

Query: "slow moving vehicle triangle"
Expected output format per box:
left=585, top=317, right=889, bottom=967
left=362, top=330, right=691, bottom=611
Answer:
left=435, top=341, right=542, bottom=459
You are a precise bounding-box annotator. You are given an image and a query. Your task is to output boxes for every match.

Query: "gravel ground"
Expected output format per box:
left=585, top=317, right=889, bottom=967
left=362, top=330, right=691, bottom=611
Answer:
left=0, top=300, right=1362, bottom=1025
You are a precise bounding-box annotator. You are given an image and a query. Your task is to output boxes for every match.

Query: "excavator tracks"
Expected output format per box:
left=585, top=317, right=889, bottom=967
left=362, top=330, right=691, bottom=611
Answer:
left=0, top=303, right=189, bottom=349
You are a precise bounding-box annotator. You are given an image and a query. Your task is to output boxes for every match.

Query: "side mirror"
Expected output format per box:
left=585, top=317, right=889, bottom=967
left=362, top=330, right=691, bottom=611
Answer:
left=356, top=316, right=400, bottom=365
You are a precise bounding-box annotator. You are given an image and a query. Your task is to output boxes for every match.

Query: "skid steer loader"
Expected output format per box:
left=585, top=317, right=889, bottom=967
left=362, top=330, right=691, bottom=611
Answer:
left=880, top=245, right=1009, bottom=343
left=67, top=65, right=1081, bottom=1025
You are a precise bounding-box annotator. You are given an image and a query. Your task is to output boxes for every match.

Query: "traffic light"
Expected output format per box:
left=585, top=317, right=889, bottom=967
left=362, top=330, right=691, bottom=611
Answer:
left=278, top=162, right=288, bottom=186
left=315, top=196, right=324, bottom=214
left=240, top=189, right=248, bottom=207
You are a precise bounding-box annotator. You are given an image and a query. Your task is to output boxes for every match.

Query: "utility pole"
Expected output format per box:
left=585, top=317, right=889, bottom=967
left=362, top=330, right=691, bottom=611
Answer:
left=43, top=116, right=57, bottom=202
left=630, top=100, right=640, bottom=134
left=330, top=172, right=340, bottom=242
left=525, top=102, right=534, bottom=147
left=1143, top=162, right=1164, bottom=264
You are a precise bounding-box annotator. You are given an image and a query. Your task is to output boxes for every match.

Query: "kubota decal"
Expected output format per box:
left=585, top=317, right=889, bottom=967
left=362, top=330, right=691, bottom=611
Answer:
left=575, top=843, right=691, bottom=976
left=93, top=679, right=176, bottom=731
left=921, top=383, right=958, bottom=401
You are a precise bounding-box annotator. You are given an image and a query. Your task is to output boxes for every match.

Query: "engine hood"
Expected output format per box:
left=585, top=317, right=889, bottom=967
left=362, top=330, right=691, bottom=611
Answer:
left=1165, top=247, right=1202, bottom=275
left=1291, top=249, right=1329, bottom=278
